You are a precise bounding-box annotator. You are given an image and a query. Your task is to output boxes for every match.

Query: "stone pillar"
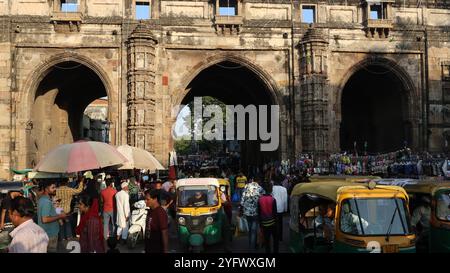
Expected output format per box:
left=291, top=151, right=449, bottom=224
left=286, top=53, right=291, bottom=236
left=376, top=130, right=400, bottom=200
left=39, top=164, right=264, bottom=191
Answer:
left=298, top=27, right=330, bottom=157
left=126, top=22, right=158, bottom=152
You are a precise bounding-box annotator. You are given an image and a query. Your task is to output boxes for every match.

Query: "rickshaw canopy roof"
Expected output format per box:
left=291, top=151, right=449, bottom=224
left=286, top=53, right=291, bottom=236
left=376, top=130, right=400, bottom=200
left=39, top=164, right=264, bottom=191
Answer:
left=176, top=178, right=220, bottom=188
left=218, top=178, right=230, bottom=187
left=291, top=181, right=358, bottom=201
left=309, top=175, right=381, bottom=182
left=291, top=181, right=408, bottom=202
left=375, top=178, right=450, bottom=196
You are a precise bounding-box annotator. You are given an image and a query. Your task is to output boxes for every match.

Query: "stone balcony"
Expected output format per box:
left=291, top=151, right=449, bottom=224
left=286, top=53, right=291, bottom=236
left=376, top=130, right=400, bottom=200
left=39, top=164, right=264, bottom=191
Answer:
left=51, top=12, right=83, bottom=32
left=51, top=11, right=83, bottom=22
left=363, top=19, right=393, bottom=38
left=213, top=15, right=243, bottom=34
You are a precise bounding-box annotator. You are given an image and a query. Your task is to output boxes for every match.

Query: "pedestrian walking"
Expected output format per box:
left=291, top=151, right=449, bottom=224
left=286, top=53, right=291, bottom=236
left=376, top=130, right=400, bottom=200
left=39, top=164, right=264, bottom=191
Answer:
left=272, top=178, right=288, bottom=241
left=55, top=177, right=84, bottom=241
left=258, top=183, right=278, bottom=253
left=144, top=189, right=169, bottom=253
left=37, top=181, right=67, bottom=253
left=115, top=181, right=130, bottom=244
left=76, top=195, right=105, bottom=253
left=0, top=190, right=23, bottom=232
left=7, top=196, right=49, bottom=253
left=235, top=172, right=248, bottom=200
left=239, top=176, right=264, bottom=251
left=101, top=178, right=117, bottom=239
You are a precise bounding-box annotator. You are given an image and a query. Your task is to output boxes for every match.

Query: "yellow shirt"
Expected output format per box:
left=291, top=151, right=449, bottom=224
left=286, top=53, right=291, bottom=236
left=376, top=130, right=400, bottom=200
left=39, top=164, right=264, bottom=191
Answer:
left=236, top=176, right=247, bottom=189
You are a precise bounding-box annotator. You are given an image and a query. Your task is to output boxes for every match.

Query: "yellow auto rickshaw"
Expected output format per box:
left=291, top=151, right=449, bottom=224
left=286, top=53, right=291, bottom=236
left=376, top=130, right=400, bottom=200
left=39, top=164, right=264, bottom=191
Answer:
left=176, top=178, right=228, bottom=252
left=289, top=181, right=416, bottom=253
left=375, top=178, right=450, bottom=252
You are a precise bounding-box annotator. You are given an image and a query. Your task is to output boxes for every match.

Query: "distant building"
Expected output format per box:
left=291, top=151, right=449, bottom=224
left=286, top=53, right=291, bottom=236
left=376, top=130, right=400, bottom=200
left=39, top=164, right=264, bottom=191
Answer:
left=83, top=98, right=109, bottom=143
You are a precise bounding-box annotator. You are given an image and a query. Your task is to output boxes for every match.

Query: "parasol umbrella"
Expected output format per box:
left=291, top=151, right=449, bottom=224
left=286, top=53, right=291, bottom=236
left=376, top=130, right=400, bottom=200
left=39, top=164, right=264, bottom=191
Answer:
left=116, top=145, right=165, bottom=172
left=34, top=140, right=128, bottom=173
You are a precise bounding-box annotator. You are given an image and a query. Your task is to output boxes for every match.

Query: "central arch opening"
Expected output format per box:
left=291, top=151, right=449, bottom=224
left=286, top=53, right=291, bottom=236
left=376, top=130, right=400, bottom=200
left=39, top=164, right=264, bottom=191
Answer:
left=340, top=63, right=411, bottom=154
left=28, top=61, right=109, bottom=166
left=174, top=60, right=279, bottom=173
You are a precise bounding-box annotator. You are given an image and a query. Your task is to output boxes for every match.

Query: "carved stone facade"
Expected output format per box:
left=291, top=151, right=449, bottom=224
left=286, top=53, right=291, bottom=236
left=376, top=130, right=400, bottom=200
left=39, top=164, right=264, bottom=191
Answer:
left=299, top=27, right=329, bottom=155
left=0, top=0, right=449, bottom=179
left=127, top=23, right=158, bottom=153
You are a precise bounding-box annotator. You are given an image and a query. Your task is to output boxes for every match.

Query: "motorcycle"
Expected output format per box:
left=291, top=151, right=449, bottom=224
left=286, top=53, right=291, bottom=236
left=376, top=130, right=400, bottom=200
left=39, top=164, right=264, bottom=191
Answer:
left=127, top=200, right=148, bottom=249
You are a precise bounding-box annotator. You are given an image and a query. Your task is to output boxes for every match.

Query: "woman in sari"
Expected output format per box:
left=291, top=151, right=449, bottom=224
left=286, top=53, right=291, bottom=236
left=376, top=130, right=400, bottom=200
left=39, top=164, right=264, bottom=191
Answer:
left=76, top=195, right=105, bottom=253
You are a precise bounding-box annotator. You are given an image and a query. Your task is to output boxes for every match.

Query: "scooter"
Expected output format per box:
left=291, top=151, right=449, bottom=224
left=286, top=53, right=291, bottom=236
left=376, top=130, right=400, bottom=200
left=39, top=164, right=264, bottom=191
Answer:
left=127, top=200, right=148, bottom=249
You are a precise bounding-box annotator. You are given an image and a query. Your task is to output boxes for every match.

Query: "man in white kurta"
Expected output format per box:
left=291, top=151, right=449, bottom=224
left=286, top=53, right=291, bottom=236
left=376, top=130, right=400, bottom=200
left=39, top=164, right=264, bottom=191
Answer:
left=115, top=182, right=130, bottom=241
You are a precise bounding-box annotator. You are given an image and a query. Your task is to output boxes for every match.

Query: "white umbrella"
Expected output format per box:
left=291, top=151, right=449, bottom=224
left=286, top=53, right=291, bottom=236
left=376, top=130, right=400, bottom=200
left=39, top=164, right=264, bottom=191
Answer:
left=116, top=145, right=165, bottom=172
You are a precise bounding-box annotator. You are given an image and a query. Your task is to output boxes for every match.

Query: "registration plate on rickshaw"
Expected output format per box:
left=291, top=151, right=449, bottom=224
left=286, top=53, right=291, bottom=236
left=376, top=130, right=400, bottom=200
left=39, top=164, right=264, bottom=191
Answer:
left=382, top=244, right=399, bottom=253
left=192, top=219, right=199, bottom=226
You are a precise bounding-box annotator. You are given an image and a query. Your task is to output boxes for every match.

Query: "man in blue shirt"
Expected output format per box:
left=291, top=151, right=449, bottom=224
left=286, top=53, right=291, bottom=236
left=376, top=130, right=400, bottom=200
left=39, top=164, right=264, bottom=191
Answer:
left=38, top=181, right=67, bottom=253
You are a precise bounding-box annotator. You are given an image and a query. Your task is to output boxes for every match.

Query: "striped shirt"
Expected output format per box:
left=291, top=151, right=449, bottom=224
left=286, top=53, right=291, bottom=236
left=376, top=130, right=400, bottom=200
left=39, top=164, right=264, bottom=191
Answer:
left=55, top=183, right=84, bottom=213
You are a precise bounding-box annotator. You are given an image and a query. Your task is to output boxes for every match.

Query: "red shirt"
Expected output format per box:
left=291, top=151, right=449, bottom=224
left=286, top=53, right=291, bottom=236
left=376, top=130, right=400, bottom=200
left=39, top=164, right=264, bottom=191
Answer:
left=145, top=206, right=168, bottom=253
left=101, top=187, right=117, bottom=213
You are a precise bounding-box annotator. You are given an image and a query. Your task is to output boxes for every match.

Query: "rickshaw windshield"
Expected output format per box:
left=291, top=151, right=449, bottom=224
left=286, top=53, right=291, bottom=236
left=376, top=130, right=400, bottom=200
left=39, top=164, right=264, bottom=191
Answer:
left=436, top=191, right=450, bottom=222
left=177, top=185, right=219, bottom=207
left=340, top=198, right=411, bottom=236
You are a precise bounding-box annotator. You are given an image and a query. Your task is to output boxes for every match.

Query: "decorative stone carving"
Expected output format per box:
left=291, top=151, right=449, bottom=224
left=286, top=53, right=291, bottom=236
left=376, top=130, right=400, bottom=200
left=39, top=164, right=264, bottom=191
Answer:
left=298, top=26, right=330, bottom=156
left=127, top=22, right=158, bottom=152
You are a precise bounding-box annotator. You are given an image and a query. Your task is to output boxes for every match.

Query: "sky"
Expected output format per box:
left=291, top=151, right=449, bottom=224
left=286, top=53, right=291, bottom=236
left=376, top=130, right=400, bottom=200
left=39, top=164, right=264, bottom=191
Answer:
left=219, top=7, right=236, bottom=16
left=174, top=105, right=191, bottom=138
left=61, top=3, right=78, bottom=12
left=302, top=9, right=314, bottom=23
left=136, top=3, right=151, bottom=19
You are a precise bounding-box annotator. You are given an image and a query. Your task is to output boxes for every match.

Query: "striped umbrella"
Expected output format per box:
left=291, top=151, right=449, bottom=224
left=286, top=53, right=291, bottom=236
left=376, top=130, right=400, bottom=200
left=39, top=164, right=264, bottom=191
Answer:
left=34, top=141, right=128, bottom=173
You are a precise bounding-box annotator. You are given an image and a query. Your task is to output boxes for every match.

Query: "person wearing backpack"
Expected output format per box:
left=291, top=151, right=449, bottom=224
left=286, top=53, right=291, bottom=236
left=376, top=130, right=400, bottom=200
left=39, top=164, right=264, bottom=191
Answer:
left=257, top=182, right=278, bottom=253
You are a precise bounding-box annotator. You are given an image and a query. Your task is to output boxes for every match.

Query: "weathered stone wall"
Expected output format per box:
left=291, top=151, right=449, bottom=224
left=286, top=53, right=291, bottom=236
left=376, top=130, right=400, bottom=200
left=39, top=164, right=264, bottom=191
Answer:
left=0, top=0, right=448, bottom=179
left=0, top=16, right=11, bottom=179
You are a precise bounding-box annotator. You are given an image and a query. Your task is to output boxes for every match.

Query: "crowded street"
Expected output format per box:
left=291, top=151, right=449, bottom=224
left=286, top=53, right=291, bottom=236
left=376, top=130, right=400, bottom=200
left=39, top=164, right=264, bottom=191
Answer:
left=1, top=0, right=450, bottom=261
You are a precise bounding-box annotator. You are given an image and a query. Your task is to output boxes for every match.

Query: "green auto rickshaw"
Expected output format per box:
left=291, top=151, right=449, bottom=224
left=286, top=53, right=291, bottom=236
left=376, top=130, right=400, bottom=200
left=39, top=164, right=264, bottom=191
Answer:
left=176, top=178, right=228, bottom=252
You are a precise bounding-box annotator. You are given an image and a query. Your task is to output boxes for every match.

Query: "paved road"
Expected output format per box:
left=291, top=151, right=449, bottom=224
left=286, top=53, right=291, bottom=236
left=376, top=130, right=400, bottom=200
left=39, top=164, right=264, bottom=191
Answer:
left=58, top=204, right=291, bottom=253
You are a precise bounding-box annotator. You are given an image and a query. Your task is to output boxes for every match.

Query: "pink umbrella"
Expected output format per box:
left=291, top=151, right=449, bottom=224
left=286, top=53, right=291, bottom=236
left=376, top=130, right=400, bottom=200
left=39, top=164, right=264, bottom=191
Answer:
left=34, top=141, right=128, bottom=173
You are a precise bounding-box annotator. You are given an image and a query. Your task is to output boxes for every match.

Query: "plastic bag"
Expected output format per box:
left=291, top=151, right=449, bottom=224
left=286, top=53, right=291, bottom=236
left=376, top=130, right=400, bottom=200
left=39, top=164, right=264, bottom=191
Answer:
left=237, top=215, right=249, bottom=234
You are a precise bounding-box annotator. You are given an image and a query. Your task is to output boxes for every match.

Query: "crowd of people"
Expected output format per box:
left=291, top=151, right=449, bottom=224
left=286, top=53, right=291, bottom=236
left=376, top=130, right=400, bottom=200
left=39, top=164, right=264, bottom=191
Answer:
left=1, top=150, right=440, bottom=254
left=0, top=170, right=178, bottom=253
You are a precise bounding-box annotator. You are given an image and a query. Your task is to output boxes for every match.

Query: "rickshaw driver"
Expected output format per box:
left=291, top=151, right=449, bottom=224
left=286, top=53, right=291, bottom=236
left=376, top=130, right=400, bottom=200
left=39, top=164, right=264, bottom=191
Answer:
left=411, top=196, right=431, bottom=251
left=314, top=204, right=335, bottom=242
left=187, top=191, right=207, bottom=207
left=340, top=202, right=369, bottom=234
left=436, top=193, right=450, bottom=220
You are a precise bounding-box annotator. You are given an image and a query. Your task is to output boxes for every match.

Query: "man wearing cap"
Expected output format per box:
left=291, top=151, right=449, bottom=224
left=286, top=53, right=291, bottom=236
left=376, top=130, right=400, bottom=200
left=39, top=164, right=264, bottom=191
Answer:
left=115, top=181, right=130, bottom=244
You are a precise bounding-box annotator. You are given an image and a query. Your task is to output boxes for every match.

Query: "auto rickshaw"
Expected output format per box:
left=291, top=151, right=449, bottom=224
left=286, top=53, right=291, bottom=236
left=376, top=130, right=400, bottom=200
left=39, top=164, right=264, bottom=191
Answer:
left=289, top=181, right=416, bottom=253
left=375, top=178, right=450, bottom=252
left=176, top=178, right=227, bottom=252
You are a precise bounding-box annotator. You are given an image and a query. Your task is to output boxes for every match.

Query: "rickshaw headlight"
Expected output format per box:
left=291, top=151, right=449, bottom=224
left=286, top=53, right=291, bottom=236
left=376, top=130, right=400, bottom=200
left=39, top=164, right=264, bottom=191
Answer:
left=178, top=217, right=186, bottom=225
left=206, top=216, right=214, bottom=225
